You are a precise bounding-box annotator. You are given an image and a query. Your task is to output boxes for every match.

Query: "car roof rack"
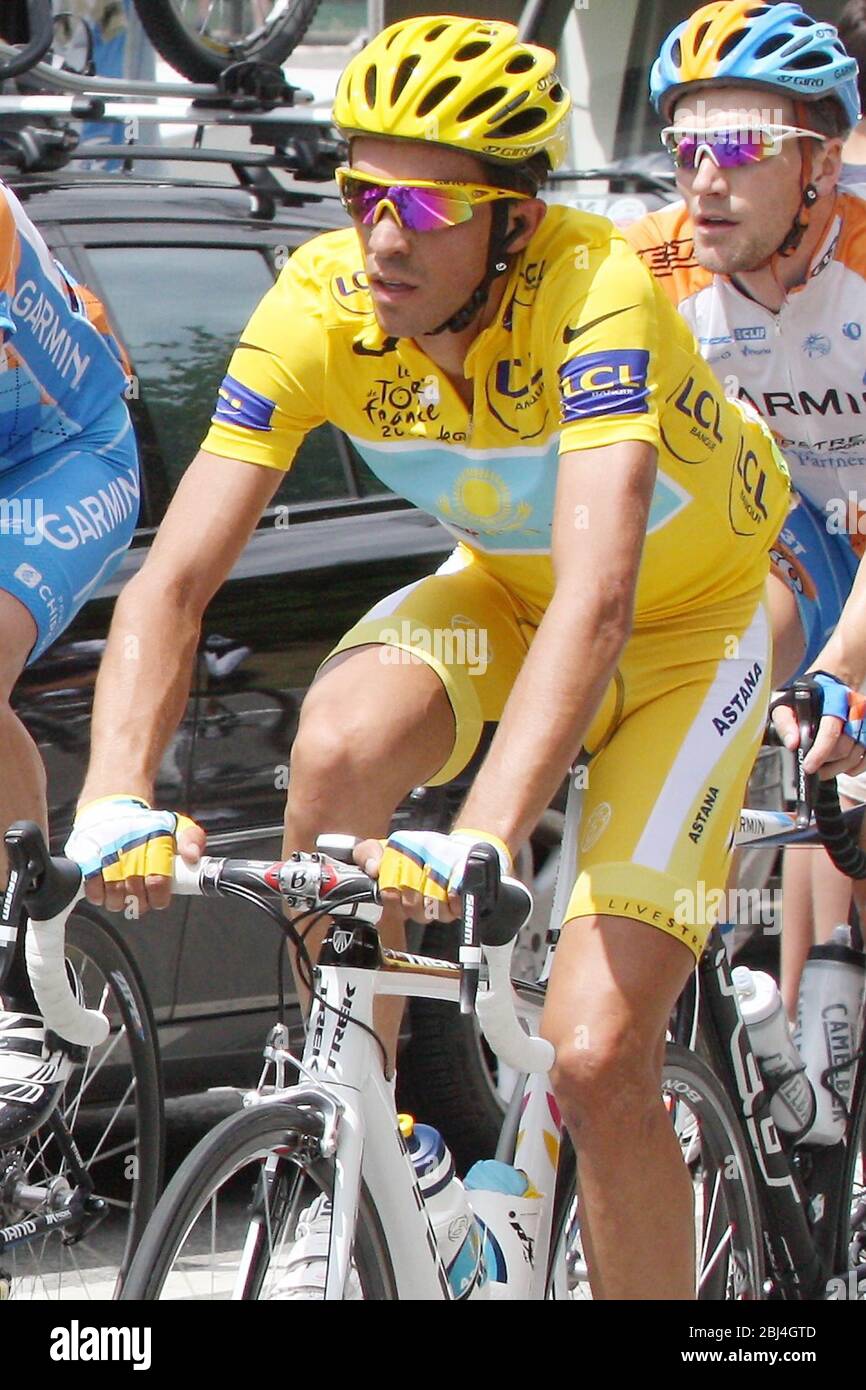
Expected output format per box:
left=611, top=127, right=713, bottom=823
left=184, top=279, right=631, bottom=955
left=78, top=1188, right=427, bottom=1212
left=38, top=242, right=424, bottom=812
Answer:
left=0, top=54, right=344, bottom=195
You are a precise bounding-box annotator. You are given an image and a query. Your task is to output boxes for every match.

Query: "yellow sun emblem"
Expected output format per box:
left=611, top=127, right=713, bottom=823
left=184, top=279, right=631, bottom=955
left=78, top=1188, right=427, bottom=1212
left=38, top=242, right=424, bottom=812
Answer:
left=438, top=468, right=531, bottom=534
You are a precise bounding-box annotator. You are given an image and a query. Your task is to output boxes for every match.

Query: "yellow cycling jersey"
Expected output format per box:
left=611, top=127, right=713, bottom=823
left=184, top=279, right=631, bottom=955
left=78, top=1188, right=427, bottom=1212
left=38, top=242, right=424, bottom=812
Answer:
left=203, top=204, right=790, bottom=620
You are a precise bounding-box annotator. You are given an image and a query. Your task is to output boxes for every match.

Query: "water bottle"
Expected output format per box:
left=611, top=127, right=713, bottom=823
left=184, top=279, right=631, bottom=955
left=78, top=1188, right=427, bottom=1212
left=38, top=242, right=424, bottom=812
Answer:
left=795, top=925, right=866, bottom=1146
left=732, top=967, right=816, bottom=1137
left=464, top=1159, right=544, bottom=1300
left=402, top=1119, right=488, bottom=1300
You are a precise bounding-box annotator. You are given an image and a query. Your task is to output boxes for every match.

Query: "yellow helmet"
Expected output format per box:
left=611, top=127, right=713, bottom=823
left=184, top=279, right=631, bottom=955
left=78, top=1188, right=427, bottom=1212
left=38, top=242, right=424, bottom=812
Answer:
left=332, top=14, right=571, bottom=171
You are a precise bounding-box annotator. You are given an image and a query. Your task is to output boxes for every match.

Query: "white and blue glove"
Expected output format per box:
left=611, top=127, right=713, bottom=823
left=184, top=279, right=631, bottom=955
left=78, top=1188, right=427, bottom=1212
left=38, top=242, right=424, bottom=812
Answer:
left=375, top=828, right=512, bottom=916
left=811, top=671, right=866, bottom=745
left=65, top=795, right=199, bottom=885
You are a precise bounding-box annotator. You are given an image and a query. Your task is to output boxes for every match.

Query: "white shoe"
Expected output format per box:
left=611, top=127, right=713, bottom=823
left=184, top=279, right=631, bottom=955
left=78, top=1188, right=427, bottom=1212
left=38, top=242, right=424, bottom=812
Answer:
left=270, top=1194, right=362, bottom=1300
left=0, top=1004, right=73, bottom=1144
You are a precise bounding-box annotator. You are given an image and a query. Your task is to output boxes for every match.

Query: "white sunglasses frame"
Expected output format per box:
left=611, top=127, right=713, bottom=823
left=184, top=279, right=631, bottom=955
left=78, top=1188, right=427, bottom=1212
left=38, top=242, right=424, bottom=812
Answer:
left=660, top=122, right=827, bottom=169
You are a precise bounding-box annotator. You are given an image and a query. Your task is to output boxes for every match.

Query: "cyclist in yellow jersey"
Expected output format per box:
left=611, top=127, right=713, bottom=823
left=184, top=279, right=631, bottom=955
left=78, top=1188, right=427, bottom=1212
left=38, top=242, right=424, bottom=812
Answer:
left=63, top=16, right=790, bottom=1299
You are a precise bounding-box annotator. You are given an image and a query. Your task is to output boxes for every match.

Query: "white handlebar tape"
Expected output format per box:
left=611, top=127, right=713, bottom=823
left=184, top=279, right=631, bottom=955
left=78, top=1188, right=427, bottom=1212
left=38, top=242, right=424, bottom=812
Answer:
left=476, top=942, right=555, bottom=1074
left=171, top=857, right=205, bottom=894
left=26, top=884, right=110, bottom=1048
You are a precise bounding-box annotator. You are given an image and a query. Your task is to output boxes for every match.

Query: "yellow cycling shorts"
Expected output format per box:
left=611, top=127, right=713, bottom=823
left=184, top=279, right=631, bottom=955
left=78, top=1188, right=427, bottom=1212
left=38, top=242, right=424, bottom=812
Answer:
left=324, top=546, right=771, bottom=959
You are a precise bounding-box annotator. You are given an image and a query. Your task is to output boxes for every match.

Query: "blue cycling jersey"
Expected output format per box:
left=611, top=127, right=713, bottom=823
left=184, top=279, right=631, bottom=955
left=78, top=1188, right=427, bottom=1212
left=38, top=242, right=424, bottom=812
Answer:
left=0, top=180, right=128, bottom=470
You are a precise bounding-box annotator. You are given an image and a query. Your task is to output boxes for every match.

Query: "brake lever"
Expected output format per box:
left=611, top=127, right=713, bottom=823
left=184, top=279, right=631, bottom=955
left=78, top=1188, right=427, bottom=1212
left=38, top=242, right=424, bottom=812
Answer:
left=459, top=844, right=500, bottom=1016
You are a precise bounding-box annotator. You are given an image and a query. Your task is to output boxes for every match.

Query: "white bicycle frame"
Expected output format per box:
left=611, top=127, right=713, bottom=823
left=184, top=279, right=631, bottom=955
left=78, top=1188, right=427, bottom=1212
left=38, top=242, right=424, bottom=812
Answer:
left=236, top=923, right=560, bottom=1300
left=183, top=784, right=803, bottom=1302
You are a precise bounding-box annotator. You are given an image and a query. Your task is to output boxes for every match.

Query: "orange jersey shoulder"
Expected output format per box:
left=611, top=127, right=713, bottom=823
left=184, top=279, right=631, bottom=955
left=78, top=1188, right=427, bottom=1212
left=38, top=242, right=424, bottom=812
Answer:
left=623, top=204, right=712, bottom=307
left=834, top=192, right=866, bottom=282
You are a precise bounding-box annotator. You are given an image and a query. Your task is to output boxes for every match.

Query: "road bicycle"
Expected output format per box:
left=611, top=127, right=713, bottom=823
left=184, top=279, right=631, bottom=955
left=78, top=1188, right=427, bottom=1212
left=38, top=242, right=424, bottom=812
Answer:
left=115, top=688, right=866, bottom=1301
left=0, top=824, right=163, bottom=1299
left=2, top=0, right=322, bottom=84
left=111, top=832, right=766, bottom=1300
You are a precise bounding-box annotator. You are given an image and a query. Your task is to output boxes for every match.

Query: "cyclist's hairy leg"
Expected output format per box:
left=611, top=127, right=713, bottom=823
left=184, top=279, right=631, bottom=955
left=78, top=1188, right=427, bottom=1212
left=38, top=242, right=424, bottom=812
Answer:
left=781, top=803, right=857, bottom=1017
left=283, top=644, right=456, bottom=1064
left=767, top=567, right=806, bottom=688
left=780, top=840, right=856, bottom=1018
left=541, top=913, right=696, bottom=1300
left=767, top=566, right=814, bottom=1012
left=0, top=591, right=47, bottom=886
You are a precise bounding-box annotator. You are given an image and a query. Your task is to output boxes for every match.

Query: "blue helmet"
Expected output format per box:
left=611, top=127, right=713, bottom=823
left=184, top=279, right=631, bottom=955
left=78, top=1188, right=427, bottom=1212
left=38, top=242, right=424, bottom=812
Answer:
left=651, top=1, right=860, bottom=127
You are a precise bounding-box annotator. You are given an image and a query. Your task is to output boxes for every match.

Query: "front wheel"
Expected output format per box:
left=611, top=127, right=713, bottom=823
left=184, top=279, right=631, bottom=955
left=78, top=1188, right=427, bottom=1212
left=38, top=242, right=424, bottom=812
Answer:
left=121, top=1102, right=397, bottom=1300
left=0, top=909, right=163, bottom=1298
left=546, top=1045, right=766, bottom=1300
left=133, top=0, right=322, bottom=82
left=834, top=1064, right=866, bottom=1296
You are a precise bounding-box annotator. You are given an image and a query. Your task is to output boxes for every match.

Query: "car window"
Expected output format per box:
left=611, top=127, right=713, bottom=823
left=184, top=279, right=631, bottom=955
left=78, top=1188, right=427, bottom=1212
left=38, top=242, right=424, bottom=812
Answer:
left=86, top=245, right=351, bottom=510
left=268, top=424, right=355, bottom=506
left=345, top=436, right=390, bottom=498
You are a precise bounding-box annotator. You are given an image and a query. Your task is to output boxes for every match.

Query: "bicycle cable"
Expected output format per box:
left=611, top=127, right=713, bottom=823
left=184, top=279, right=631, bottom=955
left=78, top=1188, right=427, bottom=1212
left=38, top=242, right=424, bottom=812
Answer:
left=216, top=880, right=391, bottom=1078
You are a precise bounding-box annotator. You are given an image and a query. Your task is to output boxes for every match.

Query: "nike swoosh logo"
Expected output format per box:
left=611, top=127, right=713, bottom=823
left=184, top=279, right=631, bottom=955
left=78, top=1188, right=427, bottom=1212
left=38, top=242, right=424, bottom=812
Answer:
left=562, top=303, right=640, bottom=344
left=353, top=336, right=399, bottom=357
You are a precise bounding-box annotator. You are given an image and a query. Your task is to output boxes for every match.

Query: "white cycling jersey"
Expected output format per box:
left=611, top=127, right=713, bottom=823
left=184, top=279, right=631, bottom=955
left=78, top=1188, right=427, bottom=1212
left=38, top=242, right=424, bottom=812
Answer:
left=626, top=191, right=866, bottom=540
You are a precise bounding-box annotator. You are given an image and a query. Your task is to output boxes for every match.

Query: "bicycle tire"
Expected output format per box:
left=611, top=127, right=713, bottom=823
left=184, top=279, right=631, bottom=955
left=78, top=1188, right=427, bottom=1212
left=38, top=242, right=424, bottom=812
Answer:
left=832, top=1068, right=866, bottom=1297
left=134, top=0, right=322, bottom=83
left=546, top=1044, right=766, bottom=1300
left=0, top=908, right=164, bottom=1299
left=121, top=1101, right=397, bottom=1300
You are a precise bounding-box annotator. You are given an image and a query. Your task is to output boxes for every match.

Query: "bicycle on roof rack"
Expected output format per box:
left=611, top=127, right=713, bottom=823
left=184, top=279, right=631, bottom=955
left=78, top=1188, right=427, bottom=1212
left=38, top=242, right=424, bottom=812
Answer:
left=0, top=0, right=345, bottom=196
left=2, top=0, right=323, bottom=86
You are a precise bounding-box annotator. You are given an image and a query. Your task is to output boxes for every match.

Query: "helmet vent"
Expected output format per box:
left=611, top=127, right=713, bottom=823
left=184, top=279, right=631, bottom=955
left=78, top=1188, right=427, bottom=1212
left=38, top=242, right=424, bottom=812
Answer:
left=459, top=87, right=508, bottom=119
left=672, top=38, right=682, bottom=67
left=416, top=75, right=461, bottom=118
left=364, top=64, right=377, bottom=108
left=494, top=107, right=547, bottom=136
left=391, top=55, right=419, bottom=105
left=425, top=23, right=450, bottom=41
left=505, top=53, right=536, bottom=74
left=788, top=49, right=832, bottom=70
left=549, top=82, right=565, bottom=103
left=717, top=30, right=748, bottom=62
left=454, top=41, right=492, bottom=61
left=693, top=22, right=712, bottom=54
left=754, top=33, right=788, bottom=59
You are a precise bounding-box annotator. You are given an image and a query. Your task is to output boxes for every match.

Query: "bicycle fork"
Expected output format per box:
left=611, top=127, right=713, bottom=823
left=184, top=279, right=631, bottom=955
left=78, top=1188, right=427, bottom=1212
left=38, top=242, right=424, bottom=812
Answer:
left=251, top=927, right=455, bottom=1298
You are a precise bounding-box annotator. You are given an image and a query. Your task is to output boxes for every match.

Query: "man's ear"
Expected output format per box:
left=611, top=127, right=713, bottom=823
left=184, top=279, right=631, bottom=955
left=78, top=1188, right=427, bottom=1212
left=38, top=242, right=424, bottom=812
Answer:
left=813, top=136, right=844, bottom=195
left=508, top=199, right=545, bottom=250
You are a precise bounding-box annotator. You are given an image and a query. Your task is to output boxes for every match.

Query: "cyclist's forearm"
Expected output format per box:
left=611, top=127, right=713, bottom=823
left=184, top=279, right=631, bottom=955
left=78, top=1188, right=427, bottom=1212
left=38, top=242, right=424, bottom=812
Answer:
left=809, top=552, right=866, bottom=688
left=457, top=589, right=630, bottom=852
left=78, top=576, right=201, bottom=805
